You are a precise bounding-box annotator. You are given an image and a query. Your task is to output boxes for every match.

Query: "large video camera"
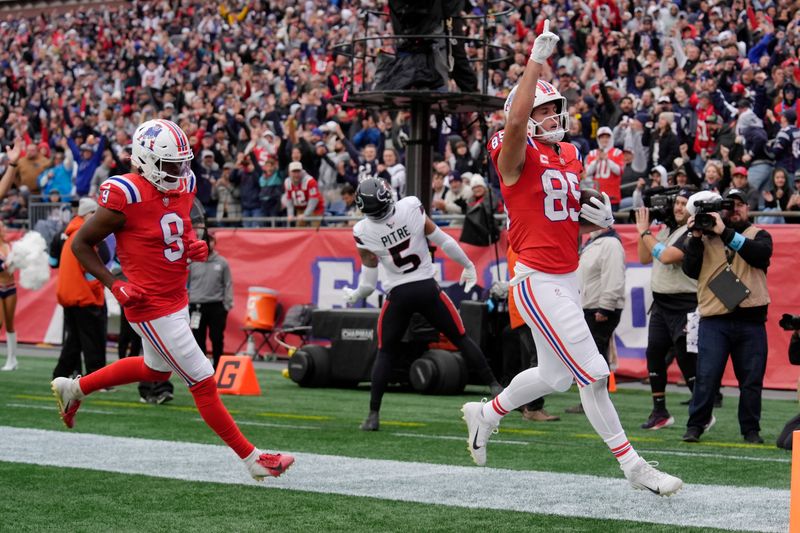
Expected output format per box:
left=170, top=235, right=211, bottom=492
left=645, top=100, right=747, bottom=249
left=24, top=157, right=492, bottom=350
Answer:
left=630, top=186, right=681, bottom=225
left=779, top=314, right=800, bottom=331
left=690, top=198, right=735, bottom=231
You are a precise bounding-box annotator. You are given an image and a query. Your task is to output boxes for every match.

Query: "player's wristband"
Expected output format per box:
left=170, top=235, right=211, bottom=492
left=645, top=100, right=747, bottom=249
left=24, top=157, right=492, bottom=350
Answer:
left=640, top=230, right=652, bottom=239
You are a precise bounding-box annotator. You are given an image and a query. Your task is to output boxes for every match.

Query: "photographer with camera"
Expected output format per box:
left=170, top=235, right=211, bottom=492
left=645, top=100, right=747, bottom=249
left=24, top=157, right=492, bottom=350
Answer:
left=635, top=187, right=698, bottom=430
left=680, top=189, right=773, bottom=444
left=780, top=315, right=800, bottom=366
left=776, top=314, right=800, bottom=450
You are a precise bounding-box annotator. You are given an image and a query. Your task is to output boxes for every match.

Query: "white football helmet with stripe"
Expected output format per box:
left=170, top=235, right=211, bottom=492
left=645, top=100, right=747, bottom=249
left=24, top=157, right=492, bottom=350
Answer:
left=131, top=119, right=194, bottom=192
left=504, top=80, right=569, bottom=144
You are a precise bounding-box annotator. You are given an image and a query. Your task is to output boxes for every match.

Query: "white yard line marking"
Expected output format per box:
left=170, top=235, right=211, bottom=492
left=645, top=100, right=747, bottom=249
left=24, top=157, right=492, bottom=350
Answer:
left=6, top=403, right=116, bottom=415
left=198, top=418, right=321, bottom=431
left=0, top=426, right=787, bottom=532
left=637, top=448, right=790, bottom=464
left=392, top=432, right=530, bottom=446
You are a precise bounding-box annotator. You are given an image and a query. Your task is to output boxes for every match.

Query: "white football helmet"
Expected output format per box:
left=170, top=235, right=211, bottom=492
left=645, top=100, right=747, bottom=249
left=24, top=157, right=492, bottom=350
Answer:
left=503, top=80, right=569, bottom=143
left=131, top=119, right=194, bottom=192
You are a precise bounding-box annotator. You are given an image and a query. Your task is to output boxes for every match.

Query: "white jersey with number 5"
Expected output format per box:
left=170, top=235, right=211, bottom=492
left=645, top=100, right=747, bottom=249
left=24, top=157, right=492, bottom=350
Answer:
left=353, top=196, right=435, bottom=291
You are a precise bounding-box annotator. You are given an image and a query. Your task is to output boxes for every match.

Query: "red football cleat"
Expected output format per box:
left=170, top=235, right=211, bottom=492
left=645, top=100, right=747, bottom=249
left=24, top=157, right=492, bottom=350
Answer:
left=246, top=451, right=295, bottom=480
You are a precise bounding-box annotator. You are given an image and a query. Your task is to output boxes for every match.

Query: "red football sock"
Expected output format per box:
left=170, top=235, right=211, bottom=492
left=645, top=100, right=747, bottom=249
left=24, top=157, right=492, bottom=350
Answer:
left=78, top=356, right=172, bottom=395
left=190, top=377, right=255, bottom=459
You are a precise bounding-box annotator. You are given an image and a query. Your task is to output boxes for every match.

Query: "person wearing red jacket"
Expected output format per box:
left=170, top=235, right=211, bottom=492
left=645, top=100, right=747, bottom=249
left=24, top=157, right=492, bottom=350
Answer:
left=585, top=127, right=625, bottom=209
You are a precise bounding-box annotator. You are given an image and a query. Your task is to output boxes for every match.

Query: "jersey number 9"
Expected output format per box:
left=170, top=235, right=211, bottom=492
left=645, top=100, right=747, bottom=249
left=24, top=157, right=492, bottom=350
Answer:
left=160, top=213, right=185, bottom=262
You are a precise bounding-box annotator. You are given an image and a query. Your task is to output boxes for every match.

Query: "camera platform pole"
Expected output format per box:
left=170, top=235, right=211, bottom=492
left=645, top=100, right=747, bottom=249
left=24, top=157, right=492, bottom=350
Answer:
left=331, top=92, right=504, bottom=213
left=406, top=100, right=433, bottom=212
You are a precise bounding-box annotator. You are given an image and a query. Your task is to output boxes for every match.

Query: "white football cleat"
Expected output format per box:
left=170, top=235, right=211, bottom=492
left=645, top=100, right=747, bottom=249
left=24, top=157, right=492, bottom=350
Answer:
left=462, top=401, right=498, bottom=467
left=624, top=458, right=683, bottom=496
left=51, top=376, right=84, bottom=429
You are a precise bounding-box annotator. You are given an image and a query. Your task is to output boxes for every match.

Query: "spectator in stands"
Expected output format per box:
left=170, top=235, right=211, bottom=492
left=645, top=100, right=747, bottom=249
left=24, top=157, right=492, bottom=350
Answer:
left=768, top=109, right=800, bottom=174
left=340, top=184, right=359, bottom=219
left=378, top=148, right=406, bottom=200
left=436, top=173, right=470, bottom=228
left=231, top=151, right=263, bottom=228
left=787, top=171, right=800, bottom=224
left=644, top=112, right=680, bottom=172
left=16, top=142, right=51, bottom=195
left=632, top=166, right=668, bottom=208
left=214, top=163, right=241, bottom=226
left=450, top=140, right=479, bottom=177
left=315, top=141, right=340, bottom=202
left=430, top=171, right=449, bottom=219
left=742, top=125, right=775, bottom=195
left=725, top=167, right=760, bottom=211
left=585, top=127, right=625, bottom=210
left=284, top=161, right=324, bottom=227
left=38, top=140, right=74, bottom=200
left=762, top=168, right=793, bottom=221
left=259, top=157, right=284, bottom=218
left=89, top=151, right=116, bottom=198
left=0, top=0, right=795, bottom=231
left=194, top=150, right=221, bottom=219
left=66, top=129, right=107, bottom=198
left=568, top=120, right=591, bottom=158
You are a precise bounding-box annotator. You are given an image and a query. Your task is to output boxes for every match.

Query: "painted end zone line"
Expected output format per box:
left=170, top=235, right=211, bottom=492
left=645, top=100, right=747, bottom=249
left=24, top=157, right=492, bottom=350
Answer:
left=0, top=426, right=787, bottom=532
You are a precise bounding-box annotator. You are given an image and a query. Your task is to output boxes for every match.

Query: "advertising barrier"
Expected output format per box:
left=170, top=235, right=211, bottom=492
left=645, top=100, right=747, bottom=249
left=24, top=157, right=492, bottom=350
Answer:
left=9, top=225, right=800, bottom=389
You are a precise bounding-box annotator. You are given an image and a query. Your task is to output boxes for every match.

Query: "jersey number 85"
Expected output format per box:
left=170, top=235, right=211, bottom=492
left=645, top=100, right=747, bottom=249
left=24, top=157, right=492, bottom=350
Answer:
left=542, top=169, right=580, bottom=222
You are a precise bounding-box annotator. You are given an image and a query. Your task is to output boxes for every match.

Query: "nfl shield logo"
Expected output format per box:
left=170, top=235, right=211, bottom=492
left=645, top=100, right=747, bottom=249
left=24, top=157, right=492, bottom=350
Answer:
left=540, top=154, right=549, bottom=165
left=163, top=197, right=169, bottom=207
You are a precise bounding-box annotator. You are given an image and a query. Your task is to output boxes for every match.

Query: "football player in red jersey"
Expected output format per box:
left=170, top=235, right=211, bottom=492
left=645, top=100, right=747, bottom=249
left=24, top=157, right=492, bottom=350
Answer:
left=462, top=21, right=682, bottom=496
left=50, top=119, right=293, bottom=480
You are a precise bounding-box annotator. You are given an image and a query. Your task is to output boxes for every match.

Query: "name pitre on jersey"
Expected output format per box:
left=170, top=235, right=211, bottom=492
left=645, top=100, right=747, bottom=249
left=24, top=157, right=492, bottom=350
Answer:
left=352, top=196, right=435, bottom=292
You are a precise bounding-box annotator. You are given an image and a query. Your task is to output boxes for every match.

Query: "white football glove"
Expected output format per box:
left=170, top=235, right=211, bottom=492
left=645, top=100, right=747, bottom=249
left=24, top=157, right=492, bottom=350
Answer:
left=529, top=20, right=560, bottom=64
left=580, top=192, right=614, bottom=228
left=460, top=265, right=478, bottom=292
left=342, top=287, right=359, bottom=305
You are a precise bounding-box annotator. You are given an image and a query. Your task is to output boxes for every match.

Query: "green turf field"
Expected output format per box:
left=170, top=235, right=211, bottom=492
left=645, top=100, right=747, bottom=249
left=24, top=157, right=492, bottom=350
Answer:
left=0, top=355, right=793, bottom=531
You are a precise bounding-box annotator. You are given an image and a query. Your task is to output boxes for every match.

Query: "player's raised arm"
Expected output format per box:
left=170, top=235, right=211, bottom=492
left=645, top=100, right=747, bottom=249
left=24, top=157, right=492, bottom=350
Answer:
left=424, top=216, right=477, bottom=291
left=497, top=20, right=559, bottom=186
left=72, top=206, right=125, bottom=290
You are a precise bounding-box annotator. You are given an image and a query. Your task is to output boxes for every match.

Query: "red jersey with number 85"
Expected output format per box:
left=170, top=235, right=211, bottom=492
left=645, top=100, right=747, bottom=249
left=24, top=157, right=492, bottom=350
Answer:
left=97, top=172, right=197, bottom=322
left=489, top=131, right=583, bottom=274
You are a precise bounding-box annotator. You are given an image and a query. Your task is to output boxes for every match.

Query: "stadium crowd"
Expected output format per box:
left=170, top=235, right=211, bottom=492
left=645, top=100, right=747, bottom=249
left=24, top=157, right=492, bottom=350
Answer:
left=0, top=0, right=799, bottom=228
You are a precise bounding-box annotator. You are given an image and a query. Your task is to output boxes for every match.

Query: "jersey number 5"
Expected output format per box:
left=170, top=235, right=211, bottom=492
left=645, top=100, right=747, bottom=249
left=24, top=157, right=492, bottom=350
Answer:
left=160, top=213, right=185, bottom=262
left=389, top=239, right=420, bottom=273
left=541, top=169, right=580, bottom=222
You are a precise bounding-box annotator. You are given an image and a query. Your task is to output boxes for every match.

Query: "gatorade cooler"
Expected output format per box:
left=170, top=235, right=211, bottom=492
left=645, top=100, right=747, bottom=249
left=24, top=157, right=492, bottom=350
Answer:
left=245, top=287, right=278, bottom=329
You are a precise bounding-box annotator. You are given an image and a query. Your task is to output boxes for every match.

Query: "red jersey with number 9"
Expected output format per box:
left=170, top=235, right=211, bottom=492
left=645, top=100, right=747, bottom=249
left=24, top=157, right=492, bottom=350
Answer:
left=489, top=131, right=583, bottom=274
left=97, top=172, right=197, bottom=322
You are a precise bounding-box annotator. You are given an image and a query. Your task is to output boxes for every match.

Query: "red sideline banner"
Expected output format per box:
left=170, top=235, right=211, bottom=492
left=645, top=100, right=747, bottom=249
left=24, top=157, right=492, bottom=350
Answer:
left=8, top=226, right=800, bottom=389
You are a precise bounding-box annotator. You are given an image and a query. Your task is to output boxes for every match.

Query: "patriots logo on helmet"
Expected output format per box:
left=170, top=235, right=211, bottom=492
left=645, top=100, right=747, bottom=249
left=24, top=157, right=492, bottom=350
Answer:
left=137, top=124, right=163, bottom=150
